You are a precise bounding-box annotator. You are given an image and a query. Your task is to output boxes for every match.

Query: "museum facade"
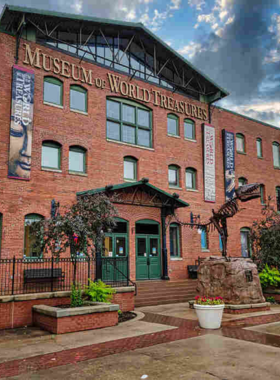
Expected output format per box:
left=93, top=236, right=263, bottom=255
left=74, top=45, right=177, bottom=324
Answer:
left=0, top=5, right=280, bottom=282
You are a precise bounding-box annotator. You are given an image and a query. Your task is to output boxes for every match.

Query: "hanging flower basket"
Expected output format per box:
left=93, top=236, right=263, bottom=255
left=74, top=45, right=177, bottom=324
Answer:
left=194, top=296, right=225, bottom=329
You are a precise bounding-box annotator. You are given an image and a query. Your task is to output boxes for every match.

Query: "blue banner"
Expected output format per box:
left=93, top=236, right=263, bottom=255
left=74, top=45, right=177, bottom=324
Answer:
left=223, top=130, right=235, bottom=201
left=8, top=65, right=35, bottom=180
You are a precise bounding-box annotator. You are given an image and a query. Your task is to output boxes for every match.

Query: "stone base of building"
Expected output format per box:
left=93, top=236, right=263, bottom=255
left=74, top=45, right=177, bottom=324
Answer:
left=33, top=303, right=119, bottom=334
left=224, top=302, right=270, bottom=314
left=0, top=287, right=135, bottom=330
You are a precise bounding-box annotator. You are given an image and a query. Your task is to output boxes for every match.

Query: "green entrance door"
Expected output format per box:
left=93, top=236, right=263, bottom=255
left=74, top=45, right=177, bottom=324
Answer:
left=102, top=219, right=128, bottom=283
left=136, top=221, right=161, bottom=280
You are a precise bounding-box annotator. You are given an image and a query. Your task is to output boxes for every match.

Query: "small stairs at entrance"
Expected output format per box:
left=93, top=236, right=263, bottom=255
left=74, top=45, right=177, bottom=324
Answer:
left=135, top=279, right=198, bottom=307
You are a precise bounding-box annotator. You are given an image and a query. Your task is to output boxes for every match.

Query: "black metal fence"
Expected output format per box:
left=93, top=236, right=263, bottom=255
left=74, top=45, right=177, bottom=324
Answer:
left=0, top=256, right=130, bottom=296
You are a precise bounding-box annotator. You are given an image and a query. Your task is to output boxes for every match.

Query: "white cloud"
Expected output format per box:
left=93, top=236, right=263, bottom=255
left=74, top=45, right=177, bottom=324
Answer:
left=211, top=23, right=219, bottom=30
left=264, top=49, right=280, bottom=64
left=269, top=13, right=280, bottom=43
left=178, top=41, right=204, bottom=59
left=197, top=13, right=216, bottom=24
left=188, top=0, right=206, bottom=11
left=125, top=9, right=137, bottom=20
left=170, top=0, right=181, bottom=10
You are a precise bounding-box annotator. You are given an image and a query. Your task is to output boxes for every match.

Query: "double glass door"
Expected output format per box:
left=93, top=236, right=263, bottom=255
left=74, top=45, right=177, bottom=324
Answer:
left=136, top=235, right=161, bottom=280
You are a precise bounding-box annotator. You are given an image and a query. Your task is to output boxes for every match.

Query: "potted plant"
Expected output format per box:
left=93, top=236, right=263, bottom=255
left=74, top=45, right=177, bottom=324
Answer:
left=194, top=295, right=225, bottom=329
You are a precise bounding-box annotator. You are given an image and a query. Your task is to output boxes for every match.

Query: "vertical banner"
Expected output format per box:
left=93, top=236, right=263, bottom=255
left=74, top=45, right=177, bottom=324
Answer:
left=204, top=123, right=215, bottom=202
left=8, top=65, right=35, bottom=180
left=223, top=129, right=235, bottom=201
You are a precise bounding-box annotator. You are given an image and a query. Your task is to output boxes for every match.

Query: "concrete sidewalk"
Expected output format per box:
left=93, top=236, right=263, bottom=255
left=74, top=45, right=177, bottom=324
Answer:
left=0, top=303, right=280, bottom=379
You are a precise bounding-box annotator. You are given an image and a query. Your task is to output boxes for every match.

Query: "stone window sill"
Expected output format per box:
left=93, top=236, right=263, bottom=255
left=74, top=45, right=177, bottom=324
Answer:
left=201, top=249, right=210, bottom=252
left=186, top=188, right=198, bottom=192
left=43, top=101, right=63, bottom=109
left=169, top=186, right=182, bottom=190
left=184, top=138, right=197, bottom=143
left=167, top=134, right=180, bottom=139
left=237, top=151, right=246, bottom=155
left=170, top=257, right=183, bottom=261
left=70, top=109, right=88, bottom=116
left=68, top=171, right=88, bottom=177
left=124, top=179, right=137, bottom=183
left=106, top=139, right=154, bottom=152
left=41, top=168, right=62, bottom=173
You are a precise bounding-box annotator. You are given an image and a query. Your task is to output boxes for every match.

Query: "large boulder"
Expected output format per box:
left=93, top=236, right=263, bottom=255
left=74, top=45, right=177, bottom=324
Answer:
left=197, top=256, right=265, bottom=305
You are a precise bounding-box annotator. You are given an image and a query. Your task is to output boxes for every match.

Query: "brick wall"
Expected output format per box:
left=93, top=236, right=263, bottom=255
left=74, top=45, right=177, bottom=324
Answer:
left=0, top=32, right=280, bottom=281
left=33, top=310, right=118, bottom=334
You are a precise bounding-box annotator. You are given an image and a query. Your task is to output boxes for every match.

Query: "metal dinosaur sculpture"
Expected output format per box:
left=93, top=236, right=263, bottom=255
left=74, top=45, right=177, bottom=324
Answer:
left=175, top=183, right=261, bottom=258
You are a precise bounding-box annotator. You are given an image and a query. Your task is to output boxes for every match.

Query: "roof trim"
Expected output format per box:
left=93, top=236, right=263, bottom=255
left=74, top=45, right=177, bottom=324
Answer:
left=0, top=4, right=229, bottom=100
left=77, top=180, right=189, bottom=208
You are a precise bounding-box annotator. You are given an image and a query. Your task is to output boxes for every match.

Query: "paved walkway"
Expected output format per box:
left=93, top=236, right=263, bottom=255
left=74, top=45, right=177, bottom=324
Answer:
left=1, top=303, right=280, bottom=379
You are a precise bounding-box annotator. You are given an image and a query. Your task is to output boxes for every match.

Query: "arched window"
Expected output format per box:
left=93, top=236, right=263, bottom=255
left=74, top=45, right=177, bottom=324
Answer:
left=170, top=223, right=180, bottom=257
left=238, top=177, right=248, bottom=186
left=240, top=227, right=251, bottom=258
left=70, top=85, right=87, bottom=113
left=0, top=213, right=2, bottom=257
left=106, top=97, right=152, bottom=148
left=256, top=138, right=263, bottom=158
left=124, top=156, right=137, bottom=181
left=69, top=146, right=87, bottom=173
left=167, top=114, right=179, bottom=136
left=260, top=184, right=265, bottom=204
left=43, top=77, right=63, bottom=106
left=272, top=142, right=280, bottom=168
left=42, top=141, right=62, bottom=170
left=185, top=167, right=197, bottom=190
left=24, top=214, right=44, bottom=258
left=236, top=133, right=245, bottom=153
left=184, top=119, right=195, bottom=140
left=276, top=186, right=280, bottom=212
left=168, top=165, right=180, bottom=187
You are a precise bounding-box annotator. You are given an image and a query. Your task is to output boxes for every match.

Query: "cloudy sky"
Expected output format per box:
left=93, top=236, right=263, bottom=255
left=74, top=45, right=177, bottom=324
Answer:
left=1, top=0, right=280, bottom=127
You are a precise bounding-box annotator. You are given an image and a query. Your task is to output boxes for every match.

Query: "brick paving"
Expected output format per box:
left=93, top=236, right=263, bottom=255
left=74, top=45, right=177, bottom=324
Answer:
left=1, top=311, right=280, bottom=378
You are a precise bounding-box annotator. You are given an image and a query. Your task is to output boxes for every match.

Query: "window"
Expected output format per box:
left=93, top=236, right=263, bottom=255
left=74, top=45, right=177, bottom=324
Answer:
left=124, top=157, right=137, bottom=181
left=106, top=98, right=152, bottom=148
left=170, top=223, right=180, bottom=257
left=0, top=213, right=2, bottom=257
left=236, top=133, right=245, bottom=153
left=102, top=218, right=128, bottom=259
left=260, top=184, right=265, bottom=204
left=168, top=165, right=179, bottom=187
left=70, top=85, right=87, bottom=113
left=185, top=168, right=197, bottom=190
left=201, top=229, right=208, bottom=250
left=238, top=177, right=248, bottom=186
left=276, top=187, right=280, bottom=212
left=184, top=119, right=195, bottom=140
left=272, top=142, right=280, bottom=168
left=167, top=114, right=179, bottom=136
left=240, top=227, right=251, bottom=258
left=43, top=77, right=63, bottom=106
left=69, top=146, right=86, bottom=173
left=256, top=138, right=262, bottom=158
left=24, top=214, right=44, bottom=258
left=42, top=141, right=62, bottom=170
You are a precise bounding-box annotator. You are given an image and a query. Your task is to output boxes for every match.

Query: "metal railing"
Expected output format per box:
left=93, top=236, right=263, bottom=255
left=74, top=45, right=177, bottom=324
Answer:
left=0, top=256, right=132, bottom=296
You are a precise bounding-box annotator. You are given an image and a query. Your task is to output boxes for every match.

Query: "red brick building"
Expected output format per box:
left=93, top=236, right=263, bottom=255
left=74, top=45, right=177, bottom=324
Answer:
left=0, top=5, right=280, bottom=283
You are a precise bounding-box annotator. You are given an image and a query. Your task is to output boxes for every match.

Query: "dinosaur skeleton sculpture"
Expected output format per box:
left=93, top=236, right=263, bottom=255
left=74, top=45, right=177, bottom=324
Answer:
left=175, top=183, right=261, bottom=258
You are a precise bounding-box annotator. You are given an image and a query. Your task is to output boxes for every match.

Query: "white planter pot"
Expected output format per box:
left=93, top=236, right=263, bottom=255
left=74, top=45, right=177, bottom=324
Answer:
left=194, top=304, right=225, bottom=329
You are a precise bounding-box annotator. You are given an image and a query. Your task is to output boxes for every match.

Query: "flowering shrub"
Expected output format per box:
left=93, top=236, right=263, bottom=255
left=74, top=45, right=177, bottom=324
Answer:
left=195, top=296, right=224, bottom=305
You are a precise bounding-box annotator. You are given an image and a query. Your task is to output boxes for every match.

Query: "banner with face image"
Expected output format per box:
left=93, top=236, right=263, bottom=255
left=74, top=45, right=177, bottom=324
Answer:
left=8, top=65, right=35, bottom=180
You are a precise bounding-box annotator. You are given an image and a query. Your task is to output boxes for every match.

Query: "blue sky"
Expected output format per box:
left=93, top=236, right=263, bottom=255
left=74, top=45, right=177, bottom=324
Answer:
left=1, top=0, right=280, bottom=127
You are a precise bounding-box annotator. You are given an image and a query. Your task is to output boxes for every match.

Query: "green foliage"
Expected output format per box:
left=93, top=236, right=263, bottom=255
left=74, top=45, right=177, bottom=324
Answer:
left=195, top=296, right=224, bottom=305
left=70, top=283, right=84, bottom=307
left=118, top=309, right=122, bottom=316
left=84, top=280, right=116, bottom=303
left=266, top=296, right=276, bottom=303
left=31, top=194, right=118, bottom=260
left=259, top=264, right=280, bottom=288
left=250, top=198, right=280, bottom=271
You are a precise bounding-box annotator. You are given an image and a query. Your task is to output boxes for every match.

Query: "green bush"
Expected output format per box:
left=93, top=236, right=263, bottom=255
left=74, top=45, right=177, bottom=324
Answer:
left=266, top=296, right=276, bottom=304
left=70, top=283, right=84, bottom=307
left=84, top=280, right=116, bottom=303
left=259, top=265, right=280, bottom=288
